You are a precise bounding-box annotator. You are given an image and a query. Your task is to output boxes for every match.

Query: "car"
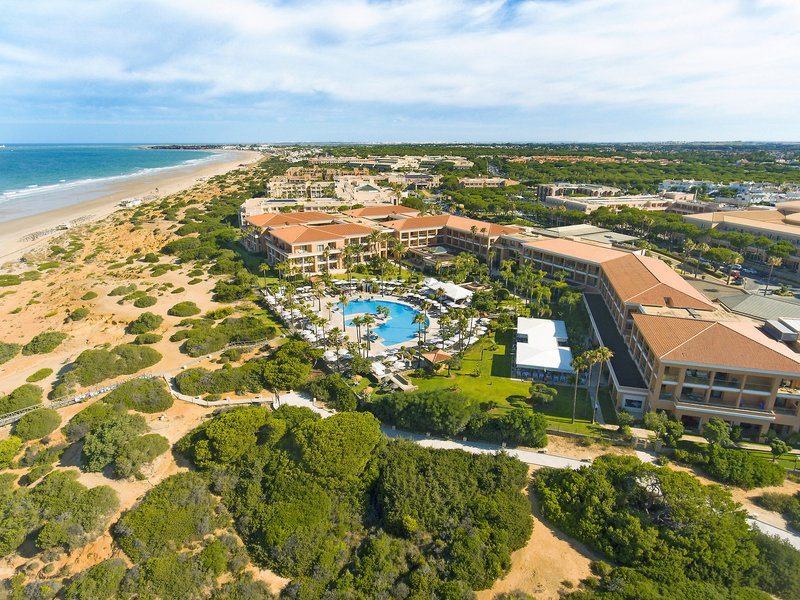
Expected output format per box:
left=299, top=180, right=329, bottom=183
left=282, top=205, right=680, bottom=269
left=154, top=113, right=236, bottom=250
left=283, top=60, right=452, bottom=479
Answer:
left=742, top=268, right=758, bottom=275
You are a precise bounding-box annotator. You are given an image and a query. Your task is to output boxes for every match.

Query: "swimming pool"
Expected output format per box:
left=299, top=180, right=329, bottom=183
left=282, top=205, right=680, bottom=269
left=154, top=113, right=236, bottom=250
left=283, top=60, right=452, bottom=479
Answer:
left=344, top=300, right=424, bottom=346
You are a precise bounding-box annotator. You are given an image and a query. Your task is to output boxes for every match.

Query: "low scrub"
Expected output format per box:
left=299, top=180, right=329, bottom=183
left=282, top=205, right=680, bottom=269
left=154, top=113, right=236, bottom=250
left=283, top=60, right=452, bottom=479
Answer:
left=168, top=301, right=201, bottom=317
left=14, top=408, right=61, bottom=441
left=114, top=433, right=170, bottom=478
left=103, top=377, right=174, bottom=413
left=173, top=315, right=277, bottom=357
left=133, top=295, right=157, bottom=308
left=81, top=291, right=98, bottom=300
left=127, top=311, right=164, bottom=334
left=22, top=331, right=67, bottom=355
left=54, top=344, right=162, bottom=394
left=0, top=341, right=21, bottom=365
left=0, top=384, right=43, bottom=414
left=134, top=333, right=162, bottom=344
left=26, top=368, right=53, bottom=382
left=69, top=307, right=90, bottom=321
left=108, top=284, right=137, bottom=296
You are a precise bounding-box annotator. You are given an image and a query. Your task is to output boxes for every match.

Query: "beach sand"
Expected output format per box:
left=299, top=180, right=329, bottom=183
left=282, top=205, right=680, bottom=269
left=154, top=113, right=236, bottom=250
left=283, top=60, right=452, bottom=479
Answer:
left=0, top=150, right=262, bottom=264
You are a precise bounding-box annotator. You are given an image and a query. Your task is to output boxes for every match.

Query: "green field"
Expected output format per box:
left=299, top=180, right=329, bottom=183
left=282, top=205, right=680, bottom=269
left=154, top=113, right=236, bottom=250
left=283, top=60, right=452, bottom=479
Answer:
left=409, top=330, right=614, bottom=435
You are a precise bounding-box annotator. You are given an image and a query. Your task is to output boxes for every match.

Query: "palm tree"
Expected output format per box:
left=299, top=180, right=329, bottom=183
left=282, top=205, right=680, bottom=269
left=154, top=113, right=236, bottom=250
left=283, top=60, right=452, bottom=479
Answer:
left=352, top=315, right=364, bottom=357
left=570, top=353, right=589, bottom=424
left=321, top=248, right=330, bottom=274
left=329, top=326, right=343, bottom=372
left=588, top=347, right=613, bottom=425
left=413, top=312, right=427, bottom=367
left=724, top=251, right=743, bottom=285
left=362, top=314, right=375, bottom=357
left=559, top=290, right=582, bottom=317
left=312, top=280, right=323, bottom=311
left=763, top=255, right=782, bottom=296
left=391, top=238, right=408, bottom=279
left=259, top=262, right=270, bottom=290
left=339, top=294, right=349, bottom=330
left=682, top=239, right=696, bottom=275
left=500, top=260, right=515, bottom=288
left=694, top=243, right=709, bottom=277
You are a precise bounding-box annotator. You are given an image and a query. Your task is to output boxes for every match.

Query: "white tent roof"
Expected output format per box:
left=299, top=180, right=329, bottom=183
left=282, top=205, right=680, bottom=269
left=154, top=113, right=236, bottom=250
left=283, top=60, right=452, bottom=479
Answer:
left=515, top=317, right=573, bottom=373
left=421, top=277, right=473, bottom=302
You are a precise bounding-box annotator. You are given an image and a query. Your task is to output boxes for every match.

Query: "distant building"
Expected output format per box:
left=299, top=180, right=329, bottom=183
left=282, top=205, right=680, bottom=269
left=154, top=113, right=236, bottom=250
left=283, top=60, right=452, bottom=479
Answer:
left=536, top=183, right=620, bottom=201
left=457, top=177, right=519, bottom=189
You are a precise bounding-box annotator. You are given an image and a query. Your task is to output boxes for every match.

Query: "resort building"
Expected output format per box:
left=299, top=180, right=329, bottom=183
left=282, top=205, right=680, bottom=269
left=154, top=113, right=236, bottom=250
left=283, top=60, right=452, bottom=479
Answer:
left=683, top=202, right=800, bottom=270
left=518, top=236, right=800, bottom=439
left=536, top=183, right=621, bottom=202
left=514, top=318, right=574, bottom=382
left=457, top=177, right=519, bottom=189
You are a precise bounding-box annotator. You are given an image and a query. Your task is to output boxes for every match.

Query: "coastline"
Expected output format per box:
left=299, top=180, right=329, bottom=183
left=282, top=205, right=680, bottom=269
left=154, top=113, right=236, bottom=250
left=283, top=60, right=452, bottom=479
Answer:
left=0, top=150, right=262, bottom=265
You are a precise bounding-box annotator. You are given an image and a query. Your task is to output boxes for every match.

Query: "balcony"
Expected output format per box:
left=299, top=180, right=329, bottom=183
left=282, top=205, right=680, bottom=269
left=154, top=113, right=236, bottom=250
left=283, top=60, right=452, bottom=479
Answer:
left=742, top=382, right=774, bottom=395
left=673, top=397, right=776, bottom=421
left=684, top=375, right=712, bottom=387
left=778, top=386, right=800, bottom=398
left=662, top=374, right=680, bottom=384
left=711, top=379, right=741, bottom=392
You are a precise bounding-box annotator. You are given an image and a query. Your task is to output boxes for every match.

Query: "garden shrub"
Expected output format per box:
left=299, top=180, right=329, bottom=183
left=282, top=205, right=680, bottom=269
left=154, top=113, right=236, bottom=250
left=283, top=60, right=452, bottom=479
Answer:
left=26, top=367, right=53, bottom=382
left=168, top=301, right=201, bottom=317
left=133, top=295, right=157, bottom=308
left=14, top=408, right=61, bottom=441
left=22, top=331, right=68, bottom=355
left=703, top=446, right=785, bottom=489
left=103, top=377, right=173, bottom=413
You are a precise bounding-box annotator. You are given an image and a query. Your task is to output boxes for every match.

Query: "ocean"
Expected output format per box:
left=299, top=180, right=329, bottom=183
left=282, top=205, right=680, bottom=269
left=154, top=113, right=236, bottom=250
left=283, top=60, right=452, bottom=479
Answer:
left=0, top=144, right=228, bottom=222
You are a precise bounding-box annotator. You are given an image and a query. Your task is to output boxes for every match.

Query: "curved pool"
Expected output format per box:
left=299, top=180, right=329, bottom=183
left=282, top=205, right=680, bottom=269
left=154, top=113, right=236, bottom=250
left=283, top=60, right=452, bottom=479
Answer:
left=344, top=300, right=424, bottom=346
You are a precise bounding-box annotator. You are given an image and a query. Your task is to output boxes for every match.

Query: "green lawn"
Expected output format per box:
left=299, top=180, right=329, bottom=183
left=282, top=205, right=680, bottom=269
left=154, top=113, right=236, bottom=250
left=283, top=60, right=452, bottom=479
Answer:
left=409, top=330, right=612, bottom=435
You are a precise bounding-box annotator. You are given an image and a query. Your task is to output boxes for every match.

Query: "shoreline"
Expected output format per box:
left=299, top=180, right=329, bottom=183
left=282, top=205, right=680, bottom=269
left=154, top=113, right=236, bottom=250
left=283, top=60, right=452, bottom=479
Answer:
left=0, top=150, right=262, bottom=265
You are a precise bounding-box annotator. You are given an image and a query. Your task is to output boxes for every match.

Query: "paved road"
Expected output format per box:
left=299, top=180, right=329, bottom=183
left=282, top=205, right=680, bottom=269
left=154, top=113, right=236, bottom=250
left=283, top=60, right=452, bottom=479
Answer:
left=748, top=518, right=800, bottom=550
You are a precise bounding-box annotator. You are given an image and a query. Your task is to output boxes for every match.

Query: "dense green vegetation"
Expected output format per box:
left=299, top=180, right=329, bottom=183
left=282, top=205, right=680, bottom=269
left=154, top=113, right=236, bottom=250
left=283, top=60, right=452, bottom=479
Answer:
left=168, top=300, right=201, bottom=316
left=171, top=314, right=277, bottom=357
left=367, top=389, right=548, bottom=447
left=126, top=311, right=164, bottom=334
left=133, top=295, right=157, bottom=308
left=674, top=444, right=785, bottom=489
left=102, top=377, right=174, bottom=413
left=305, top=373, right=357, bottom=411
left=0, top=470, right=118, bottom=556
left=134, top=332, right=162, bottom=344
left=22, top=331, right=67, bottom=355
left=0, top=341, right=21, bottom=365
left=534, top=454, right=800, bottom=600
left=69, top=307, right=90, bottom=321
left=0, top=383, right=43, bottom=414
left=80, top=290, right=98, bottom=300
left=81, top=412, right=148, bottom=472
left=13, top=407, right=61, bottom=441
left=174, top=405, right=532, bottom=598
left=63, top=402, right=122, bottom=442
left=53, top=343, right=162, bottom=397
left=113, top=433, right=170, bottom=478
left=175, top=339, right=314, bottom=399
left=108, top=284, right=137, bottom=296
left=0, top=436, right=22, bottom=469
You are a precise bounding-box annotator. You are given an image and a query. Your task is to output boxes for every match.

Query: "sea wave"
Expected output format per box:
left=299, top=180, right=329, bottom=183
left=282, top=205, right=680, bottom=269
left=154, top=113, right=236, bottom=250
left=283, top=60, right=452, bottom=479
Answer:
left=0, top=151, right=228, bottom=204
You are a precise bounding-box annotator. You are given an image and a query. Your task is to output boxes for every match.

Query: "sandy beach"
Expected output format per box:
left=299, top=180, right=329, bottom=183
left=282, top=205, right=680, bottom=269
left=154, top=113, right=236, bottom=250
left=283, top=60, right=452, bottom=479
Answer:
left=0, top=150, right=262, bottom=265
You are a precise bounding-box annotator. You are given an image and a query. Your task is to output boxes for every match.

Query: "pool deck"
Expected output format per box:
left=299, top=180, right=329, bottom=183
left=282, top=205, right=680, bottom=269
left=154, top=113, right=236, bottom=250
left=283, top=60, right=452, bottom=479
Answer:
left=318, top=292, right=440, bottom=356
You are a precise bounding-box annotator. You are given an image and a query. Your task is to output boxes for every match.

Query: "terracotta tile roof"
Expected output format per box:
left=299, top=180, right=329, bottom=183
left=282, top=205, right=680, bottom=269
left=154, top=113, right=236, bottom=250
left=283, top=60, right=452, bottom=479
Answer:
left=523, top=238, right=628, bottom=264
left=603, top=254, right=715, bottom=310
left=633, top=314, right=800, bottom=374
left=268, top=223, right=378, bottom=244
left=383, top=215, right=451, bottom=231
left=383, top=214, right=522, bottom=236
left=244, top=211, right=336, bottom=228
left=343, top=206, right=421, bottom=218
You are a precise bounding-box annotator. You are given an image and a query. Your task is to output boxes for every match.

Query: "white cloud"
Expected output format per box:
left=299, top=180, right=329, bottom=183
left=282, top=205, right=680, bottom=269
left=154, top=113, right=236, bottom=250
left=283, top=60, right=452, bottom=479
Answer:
left=1, top=0, right=799, bottom=122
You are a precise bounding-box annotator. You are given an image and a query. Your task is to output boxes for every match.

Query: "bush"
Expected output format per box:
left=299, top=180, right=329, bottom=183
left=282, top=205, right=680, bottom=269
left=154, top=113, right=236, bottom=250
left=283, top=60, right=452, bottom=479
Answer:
left=26, top=367, right=53, bottom=382
left=703, top=446, right=785, bottom=489
left=63, top=559, right=127, bottom=600
left=66, top=344, right=163, bottom=386
left=306, top=373, right=357, bottom=411
left=755, top=492, right=800, bottom=531
left=127, top=311, right=164, bottom=334
left=0, top=341, right=21, bottom=365
left=178, top=315, right=277, bottom=357
left=0, top=436, right=22, bottom=468
left=114, top=433, right=170, bottom=478
left=14, top=408, right=61, bottom=441
left=143, top=252, right=159, bottom=263
left=206, top=307, right=235, bottom=320
left=116, top=472, right=226, bottom=561
left=22, top=331, right=68, bottom=355
left=168, top=301, right=201, bottom=317
left=134, top=333, right=162, bottom=344
left=69, top=307, right=90, bottom=321
left=62, top=402, right=120, bottom=442
left=133, top=295, right=157, bottom=308
left=80, top=291, right=98, bottom=300
left=108, top=284, right=137, bottom=296
left=0, top=384, right=43, bottom=414
left=103, top=378, right=174, bottom=413
left=81, top=412, right=148, bottom=472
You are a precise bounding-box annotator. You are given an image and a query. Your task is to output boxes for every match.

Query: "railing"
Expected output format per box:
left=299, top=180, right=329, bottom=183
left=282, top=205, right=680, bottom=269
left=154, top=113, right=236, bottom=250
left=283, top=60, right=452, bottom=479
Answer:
left=742, top=382, right=773, bottom=394
left=778, top=386, right=800, bottom=397
left=673, top=397, right=776, bottom=419
left=684, top=375, right=712, bottom=386
left=710, top=378, right=740, bottom=390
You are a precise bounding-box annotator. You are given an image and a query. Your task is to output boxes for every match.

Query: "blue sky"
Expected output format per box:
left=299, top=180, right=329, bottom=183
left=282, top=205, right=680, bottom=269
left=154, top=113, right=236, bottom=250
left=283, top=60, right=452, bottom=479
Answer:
left=1, top=0, right=799, bottom=143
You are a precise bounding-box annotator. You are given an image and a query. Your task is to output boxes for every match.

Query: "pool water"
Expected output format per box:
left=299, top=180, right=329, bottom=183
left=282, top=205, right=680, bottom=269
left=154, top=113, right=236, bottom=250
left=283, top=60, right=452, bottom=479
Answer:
left=344, top=300, right=424, bottom=346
